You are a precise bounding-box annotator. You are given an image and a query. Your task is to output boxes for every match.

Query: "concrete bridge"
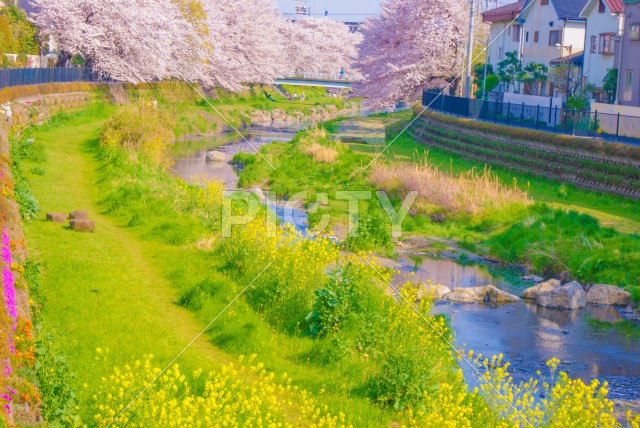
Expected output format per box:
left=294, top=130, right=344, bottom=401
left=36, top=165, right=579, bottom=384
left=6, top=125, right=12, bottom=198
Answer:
left=275, top=72, right=354, bottom=89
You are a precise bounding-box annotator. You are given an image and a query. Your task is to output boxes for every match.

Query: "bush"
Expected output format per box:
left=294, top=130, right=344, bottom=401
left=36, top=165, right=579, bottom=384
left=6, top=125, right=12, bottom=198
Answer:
left=488, top=203, right=640, bottom=285
left=343, top=208, right=392, bottom=252
left=100, top=102, right=176, bottom=169
left=9, top=134, right=48, bottom=221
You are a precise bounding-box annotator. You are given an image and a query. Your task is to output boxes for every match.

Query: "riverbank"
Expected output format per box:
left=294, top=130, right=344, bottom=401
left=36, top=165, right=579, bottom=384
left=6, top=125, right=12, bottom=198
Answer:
left=14, top=100, right=637, bottom=426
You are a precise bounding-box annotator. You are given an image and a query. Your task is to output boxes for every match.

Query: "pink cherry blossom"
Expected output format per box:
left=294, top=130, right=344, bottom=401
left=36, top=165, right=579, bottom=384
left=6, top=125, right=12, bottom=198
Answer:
left=355, top=0, right=466, bottom=108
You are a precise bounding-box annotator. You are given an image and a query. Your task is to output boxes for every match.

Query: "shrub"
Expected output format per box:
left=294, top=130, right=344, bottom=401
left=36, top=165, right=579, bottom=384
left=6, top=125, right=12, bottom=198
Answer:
left=342, top=208, right=392, bottom=252
left=100, top=102, right=176, bottom=169
left=9, top=134, right=47, bottom=221
left=305, top=271, right=359, bottom=337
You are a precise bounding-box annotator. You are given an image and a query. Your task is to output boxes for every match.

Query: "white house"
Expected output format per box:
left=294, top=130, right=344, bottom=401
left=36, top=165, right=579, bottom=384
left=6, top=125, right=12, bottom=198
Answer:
left=482, top=0, right=526, bottom=72
left=518, top=0, right=587, bottom=66
left=483, top=0, right=588, bottom=96
left=579, top=0, right=624, bottom=100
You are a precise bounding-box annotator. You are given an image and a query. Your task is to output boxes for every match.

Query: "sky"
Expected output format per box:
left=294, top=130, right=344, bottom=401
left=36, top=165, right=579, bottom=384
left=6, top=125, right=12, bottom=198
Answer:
left=275, top=0, right=382, bottom=22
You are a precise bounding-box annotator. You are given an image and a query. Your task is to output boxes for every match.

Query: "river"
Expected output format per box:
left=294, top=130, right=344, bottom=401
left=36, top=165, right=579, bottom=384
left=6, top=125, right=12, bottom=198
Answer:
left=172, top=127, right=640, bottom=402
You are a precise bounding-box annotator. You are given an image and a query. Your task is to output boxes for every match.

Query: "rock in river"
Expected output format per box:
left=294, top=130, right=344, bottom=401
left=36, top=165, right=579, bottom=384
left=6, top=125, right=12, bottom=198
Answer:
left=442, top=286, right=520, bottom=304
left=442, top=286, right=489, bottom=303
left=484, top=285, right=519, bottom=304
left=206, top=151, right=226, bottom=162
left=521, top=279, right=561, bottom=300
left=585, top=284, right=631, bottom=306
left=537, top=281, right=586, bottom=310
left=417, top=284, right=451, bottom=301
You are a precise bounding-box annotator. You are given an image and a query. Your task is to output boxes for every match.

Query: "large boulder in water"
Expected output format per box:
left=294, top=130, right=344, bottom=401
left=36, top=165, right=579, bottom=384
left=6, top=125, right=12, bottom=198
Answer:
left=417, top=284, right=451, bottom=301
left=206, top=151, right=226, bottom=162
left=537, top=281, right=586, bottom=310
left=484, top=285, right=519, bottom=304
left=521, top=279, right=561, bottom=300
left=585, top=284, right=631, bottom=306
left=442, top=286, right=489, bottom=303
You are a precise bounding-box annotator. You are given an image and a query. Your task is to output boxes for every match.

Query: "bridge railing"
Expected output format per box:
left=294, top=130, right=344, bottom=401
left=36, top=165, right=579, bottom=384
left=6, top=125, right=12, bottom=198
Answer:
left=284, top=71, right=354, bottom=82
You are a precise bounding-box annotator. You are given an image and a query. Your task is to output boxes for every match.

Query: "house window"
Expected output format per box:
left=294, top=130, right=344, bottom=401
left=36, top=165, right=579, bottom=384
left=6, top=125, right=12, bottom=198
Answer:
left=624, top=70, right=633, bottom=102
left=512, top=24, right=521, bottom=42
left=534, top=31, right=539, bottom=42
left=630, top=24, right=640, bottom=41
left=598, top=0, right=606, bottom=13
left=498, top=47, right=504, bottom=59
left=526, top=31, right=529, bottom=42
left=599, top=33, right=616, bottom=54
left=541, top=0, right=549, bottom=5
left=549, top=30, right=561, bottom=46
left=590, top=35, right=597, bottom=53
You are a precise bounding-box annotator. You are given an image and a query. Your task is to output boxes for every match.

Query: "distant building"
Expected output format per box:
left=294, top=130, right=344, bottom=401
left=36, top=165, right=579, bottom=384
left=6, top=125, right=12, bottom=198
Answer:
left=616, top=0, right=640, bottom=106
left=579, top=0, right=624, bottom=102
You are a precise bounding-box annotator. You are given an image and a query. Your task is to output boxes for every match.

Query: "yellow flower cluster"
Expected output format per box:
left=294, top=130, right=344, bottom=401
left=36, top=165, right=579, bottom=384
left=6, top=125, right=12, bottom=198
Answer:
left=92, top=354, right=351, bottom=428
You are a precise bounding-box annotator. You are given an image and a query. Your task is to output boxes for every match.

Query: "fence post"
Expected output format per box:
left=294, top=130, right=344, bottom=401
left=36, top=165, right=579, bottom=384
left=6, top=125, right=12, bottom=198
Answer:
left=494, top=101, right=498, bottom=123
left=536, top=105, right=540, bottom=129
left=616, top=113, right=620, bottom=141
left=593, top=110, right=598, bottom=137
left=572, top=109, right=577, bottom=136
left=506, top=102, right=511, bottom=126
left=553, top=107, right=558, bottom=133
left=520, top=102, right=525, bottom=126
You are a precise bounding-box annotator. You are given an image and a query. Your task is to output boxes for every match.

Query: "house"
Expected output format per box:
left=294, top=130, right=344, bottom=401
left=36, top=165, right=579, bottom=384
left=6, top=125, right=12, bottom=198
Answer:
left=483, top=0, right=588, bottom=96
left=517, top=0, right=588, bottom=96
left=482, top=1, right=526, bottom=93
left=579, top=0, right=624, bottom=102
left=616, top=0, right=640, bottom=106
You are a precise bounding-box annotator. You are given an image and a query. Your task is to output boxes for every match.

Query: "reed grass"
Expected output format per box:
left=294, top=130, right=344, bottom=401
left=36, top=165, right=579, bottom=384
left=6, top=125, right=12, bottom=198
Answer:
left=370, top=159, right=532, bottom=216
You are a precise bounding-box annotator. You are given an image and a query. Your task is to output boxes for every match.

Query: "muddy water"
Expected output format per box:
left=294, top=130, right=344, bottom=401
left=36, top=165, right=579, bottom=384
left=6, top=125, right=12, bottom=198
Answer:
left=173, top=130, right=640, bottom=401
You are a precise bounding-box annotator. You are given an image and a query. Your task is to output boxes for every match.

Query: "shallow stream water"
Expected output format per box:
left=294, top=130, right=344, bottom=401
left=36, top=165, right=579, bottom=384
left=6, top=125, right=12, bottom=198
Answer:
left=173, top=127, right=640, bottom=401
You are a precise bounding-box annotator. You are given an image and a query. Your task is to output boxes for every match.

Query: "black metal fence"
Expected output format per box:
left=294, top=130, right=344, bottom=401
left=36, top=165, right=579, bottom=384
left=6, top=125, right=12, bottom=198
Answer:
left=0, top=68, right=101, bottom=89
left=422, top=90, right=640, bottom=145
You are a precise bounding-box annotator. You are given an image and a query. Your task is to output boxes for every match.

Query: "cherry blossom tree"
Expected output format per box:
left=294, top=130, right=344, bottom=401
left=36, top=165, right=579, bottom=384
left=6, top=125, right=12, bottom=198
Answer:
left=29, top=0, right=363, bottom=91
left=201, top=0, right=287, bottom=91
left=355, top=0, right=466, bottom=108
left=29, top=0, right=210, bottom=84
left=280, top=17, right=362, bottom=78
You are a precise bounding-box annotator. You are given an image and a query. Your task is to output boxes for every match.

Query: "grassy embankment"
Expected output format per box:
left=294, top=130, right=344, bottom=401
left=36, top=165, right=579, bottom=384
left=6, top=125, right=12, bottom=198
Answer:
left=15, top=104, right=408, bottom=426
left=129, top=82, right=353, bottom=139
left=235, top=110, right=640, bottom=299
left=15, top=98, right=634, bottom=426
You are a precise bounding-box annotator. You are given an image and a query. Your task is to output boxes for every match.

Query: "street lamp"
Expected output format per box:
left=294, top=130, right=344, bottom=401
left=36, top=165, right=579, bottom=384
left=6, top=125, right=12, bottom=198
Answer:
left=555, top=43, right=573, bottom=98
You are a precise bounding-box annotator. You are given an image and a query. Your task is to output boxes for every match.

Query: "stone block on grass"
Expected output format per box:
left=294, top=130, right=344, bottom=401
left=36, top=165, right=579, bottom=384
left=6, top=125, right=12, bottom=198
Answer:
left=69, top=210, right=89, bottom=220
left=46, top=212, right=67, bottom=223
left=70, top=219, right=95, bottom=232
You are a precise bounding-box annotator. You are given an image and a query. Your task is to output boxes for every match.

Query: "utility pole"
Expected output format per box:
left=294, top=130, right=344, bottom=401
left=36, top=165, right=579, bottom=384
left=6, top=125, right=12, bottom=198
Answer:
left=465, top=0, right=477, bottom=98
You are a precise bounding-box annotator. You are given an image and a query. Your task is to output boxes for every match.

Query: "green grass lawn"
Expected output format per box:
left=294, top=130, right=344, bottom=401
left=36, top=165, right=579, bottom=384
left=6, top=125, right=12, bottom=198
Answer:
left=21, top=107, right=235, bottom=414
